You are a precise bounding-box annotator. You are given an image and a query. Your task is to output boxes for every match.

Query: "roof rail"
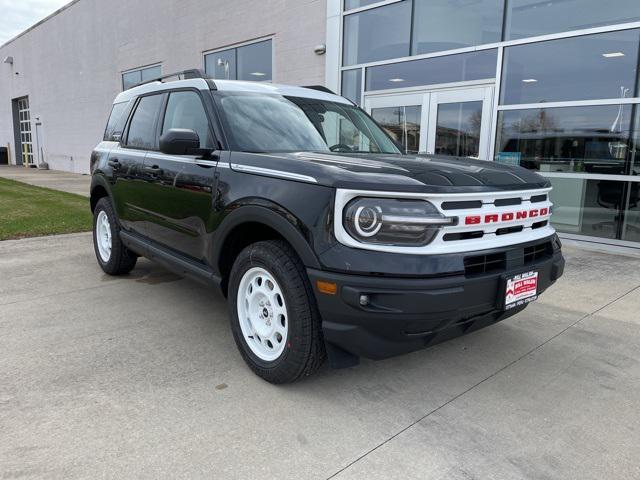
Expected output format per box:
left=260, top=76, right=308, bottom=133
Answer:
left=132, top=69, right=217, bottom=90
left=302, top=85, right=337, bottom=95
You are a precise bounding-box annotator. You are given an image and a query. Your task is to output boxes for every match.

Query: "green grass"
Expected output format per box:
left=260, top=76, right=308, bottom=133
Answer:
left=0, top=177, right=92, bottom=240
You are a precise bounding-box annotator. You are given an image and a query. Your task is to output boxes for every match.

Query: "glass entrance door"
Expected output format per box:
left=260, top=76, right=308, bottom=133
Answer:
left=365, top=93, right=426, bottom=154
left=364, top=86, right=494, bottom=159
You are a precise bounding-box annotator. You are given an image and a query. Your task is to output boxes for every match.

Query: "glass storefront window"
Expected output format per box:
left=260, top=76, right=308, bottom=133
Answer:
left=341, top=69, right=362, bottom=105
left=343, top=1, right=412, bottom=66
left=505, top=0, right=640, bottom=40
left=501, top=29, right=640, bottom=105
left=548, top=177, right=628, bottom=240
left=435, top=101, right=483, bottom=157
left=205, top=49, right=236, bottom=80
left=366, top=49, right=497, bottom=91
left=495, top=105, right=634, bottom=174
left=412, top=0, right=503, bottom=55
left=370, top=105, right=421, bottom=153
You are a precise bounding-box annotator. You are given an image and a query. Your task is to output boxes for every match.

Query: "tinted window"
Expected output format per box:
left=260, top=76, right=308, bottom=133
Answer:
left=343, top=1, right=412, bottom=66
left=341, top=69, right=362, bottom=105
left=162, top=91, right=213, bottom=149
left=501, top=30, right=640, bottom=105
left=237, top=40, right=272, bottom=81
left=103, top=101, right=129, bottom=141
left=495, top=105, right=634, bottom=175
left=412, top=0, right=503, bottom=55
left=505, top=0, right=640, bottom=40
left=366, top=49, right=497, bottom=91
left=126, top=94, right=164, bottom=150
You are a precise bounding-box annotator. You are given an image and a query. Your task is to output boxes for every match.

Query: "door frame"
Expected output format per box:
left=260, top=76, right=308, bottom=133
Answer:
left=364, top=83, right=495, bottom=159
left=426, top=86, right=494, bottom=159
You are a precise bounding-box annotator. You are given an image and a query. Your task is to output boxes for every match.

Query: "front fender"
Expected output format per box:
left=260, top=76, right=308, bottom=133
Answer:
left=211, top=203, right=322, bottom=272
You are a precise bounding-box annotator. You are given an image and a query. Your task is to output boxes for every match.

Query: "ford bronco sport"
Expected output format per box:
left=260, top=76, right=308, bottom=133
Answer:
left=90, top=69, right=564, bottom=384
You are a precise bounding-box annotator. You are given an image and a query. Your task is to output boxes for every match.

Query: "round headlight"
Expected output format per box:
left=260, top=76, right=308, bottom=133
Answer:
left=353, top=205, right=383, bottom=237
left=343, top=197, right=454, bottom=246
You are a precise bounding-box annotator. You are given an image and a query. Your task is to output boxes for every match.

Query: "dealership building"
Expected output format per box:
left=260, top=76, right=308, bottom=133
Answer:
left=1, top=0, right=639, bottom=249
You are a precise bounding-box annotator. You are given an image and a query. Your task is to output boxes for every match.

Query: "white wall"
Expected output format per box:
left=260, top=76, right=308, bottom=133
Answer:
left=0, top=0, right=327, bottom=173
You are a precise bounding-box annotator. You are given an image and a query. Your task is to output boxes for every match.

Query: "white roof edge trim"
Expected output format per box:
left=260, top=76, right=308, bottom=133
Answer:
left=112, top=79, right=350, bottom=105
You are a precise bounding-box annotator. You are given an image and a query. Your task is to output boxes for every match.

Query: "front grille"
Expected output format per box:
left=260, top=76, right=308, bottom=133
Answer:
left=524, top=242, right=553, bottom=264
left=464, top=252, right=506, bottom=277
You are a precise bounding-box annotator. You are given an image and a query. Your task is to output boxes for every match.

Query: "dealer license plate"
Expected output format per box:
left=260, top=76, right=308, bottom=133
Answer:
left=504, top=271, right=538, bottom=310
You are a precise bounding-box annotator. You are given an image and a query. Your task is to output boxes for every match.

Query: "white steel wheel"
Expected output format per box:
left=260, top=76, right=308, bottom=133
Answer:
left=95, top=210, right=112, bottom=263
left=236, top=267, right=288, bottom=362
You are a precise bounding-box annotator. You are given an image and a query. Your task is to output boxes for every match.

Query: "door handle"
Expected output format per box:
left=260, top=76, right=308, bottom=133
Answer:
left=108, top=158, right=121, bottom=169
left=144, top=165, right=163, bottom=175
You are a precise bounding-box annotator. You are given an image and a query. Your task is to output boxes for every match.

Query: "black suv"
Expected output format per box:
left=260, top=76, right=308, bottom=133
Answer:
left=90, top=70, right=564, bottom=383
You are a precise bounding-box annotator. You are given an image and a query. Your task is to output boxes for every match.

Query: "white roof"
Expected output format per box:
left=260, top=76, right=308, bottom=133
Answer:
left=114, top=78, right=351, bottom=105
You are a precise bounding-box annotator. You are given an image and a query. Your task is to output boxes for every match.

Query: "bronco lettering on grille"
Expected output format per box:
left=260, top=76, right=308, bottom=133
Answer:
left=465, top=208, right=549, bottom=225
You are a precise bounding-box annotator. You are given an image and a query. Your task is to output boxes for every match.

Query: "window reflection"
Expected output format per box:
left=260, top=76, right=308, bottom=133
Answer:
left=341, top=69, right=362, bottom=105
left=495, top=105, right=636, bottom=175
left=505, top=0, right=640, bottom=40
left=412, top=0, right=503, bottom=55
left=371, top=105, right=421, bottom=153
left=204, top=40, right=272, bottom=81
left=366, top=49, right=497, bottom=91
left=548, top=177, right=626, bottom=240
left=435, top=101, right=483, bottom=158
left=501, top=29, right=640, bottom=105
left=343, top=1, right=412, bottom=66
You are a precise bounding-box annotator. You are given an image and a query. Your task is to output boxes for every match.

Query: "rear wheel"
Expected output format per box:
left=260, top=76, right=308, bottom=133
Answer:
left=92, top=197, right=137, bottom=275
left=228, top=240, right=326, bottom=383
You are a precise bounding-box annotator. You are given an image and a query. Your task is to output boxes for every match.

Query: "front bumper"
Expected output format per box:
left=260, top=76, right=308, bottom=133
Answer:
left=308, top=239, right=564, bottom=361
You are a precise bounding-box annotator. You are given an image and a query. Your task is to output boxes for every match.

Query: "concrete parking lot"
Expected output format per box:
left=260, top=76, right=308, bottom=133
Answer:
left=1, top=233, right=639, bottom=479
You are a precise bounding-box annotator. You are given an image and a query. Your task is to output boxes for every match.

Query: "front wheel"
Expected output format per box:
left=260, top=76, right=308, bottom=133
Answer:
left=92, top=197, right=137, bottom=275
left=228, top=240, right=326, bottom=383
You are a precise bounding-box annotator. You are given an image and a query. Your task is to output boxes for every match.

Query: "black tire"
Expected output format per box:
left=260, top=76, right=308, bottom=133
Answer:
left=228, top=240, right=326, bottom=383
left=92, top=197, right=137, bottom=276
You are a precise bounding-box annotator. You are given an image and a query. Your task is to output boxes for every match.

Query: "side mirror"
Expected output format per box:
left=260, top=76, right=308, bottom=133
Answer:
left=159, top=128, right=201, bottom=156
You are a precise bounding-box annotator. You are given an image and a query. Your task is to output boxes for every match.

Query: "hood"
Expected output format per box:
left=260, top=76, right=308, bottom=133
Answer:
left=229, top=151, right=550, bottom=193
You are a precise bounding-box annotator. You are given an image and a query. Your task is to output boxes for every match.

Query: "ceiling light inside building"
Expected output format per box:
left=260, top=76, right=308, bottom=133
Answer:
left=251, top=72, right=266, bottom=77
left=522, top=78, right=538, bottom=83
left=389, top=78, right=405, bottom=83
left=602, top=52, right=625, bottom=58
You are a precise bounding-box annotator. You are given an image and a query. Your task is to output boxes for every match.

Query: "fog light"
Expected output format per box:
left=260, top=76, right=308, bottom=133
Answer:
left=359, top=294, right=370, bottom=306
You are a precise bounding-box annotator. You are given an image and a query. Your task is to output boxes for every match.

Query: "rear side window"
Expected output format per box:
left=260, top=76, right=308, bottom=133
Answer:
left=162, top=91, right=213, bottom=149
left=103, top=101, right=129, bottom=141
left=126, top=94, right=164, bottom=150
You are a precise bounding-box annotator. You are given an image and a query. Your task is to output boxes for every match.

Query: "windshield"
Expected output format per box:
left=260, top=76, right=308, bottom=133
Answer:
left=215, top=93, right=401, bottom=154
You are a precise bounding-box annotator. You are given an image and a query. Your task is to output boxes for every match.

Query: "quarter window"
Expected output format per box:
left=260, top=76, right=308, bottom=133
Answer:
left=204, top=40, right=272, bottom=81
left=126, top=94, right=164, bottom=150
left=103, top=101, right=130, bottom=141
left=162, top=91, right=213, bottom=149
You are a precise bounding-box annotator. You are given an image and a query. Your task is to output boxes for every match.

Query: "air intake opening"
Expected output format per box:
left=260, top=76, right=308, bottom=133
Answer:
left=443, top=231, right=484, bottom=241
left=441, top=200, right=482, bottom=210
left=496, top=225, right=524, bottom=235
left=464, top=252, right=506, bottom=277
left=524, top=242, right=553, bottom=264
left=530, top=194, right=548, bottom=203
